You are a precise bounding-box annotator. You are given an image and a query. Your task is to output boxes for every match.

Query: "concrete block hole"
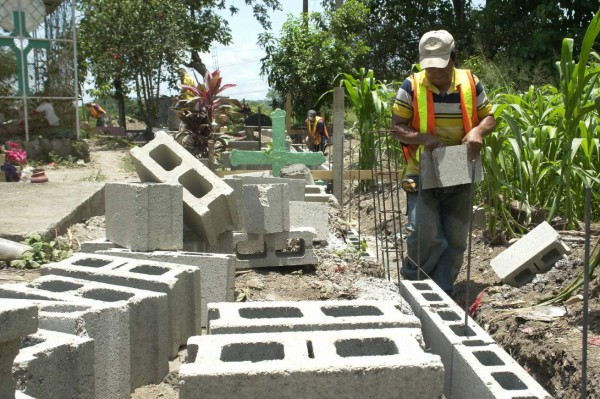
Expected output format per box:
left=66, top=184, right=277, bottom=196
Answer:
left=178, top=169, right=213, bottom=199
left=422, top=292, right=443, bottom=301
left=473, top=350, right=505, bottom=366
left=413, top=282, right=432, bottom=291
left=21, top=335, right=45, bottom=349
left=130, top=265, right=170, bottom=275
left=449, top=324, right=475, bottom=337
left=335, top=337, right=398, bottom=358
left=461, top=340, right=487, bottom=347
left=321, top=305, right=383, bottom=318
left=220, top=342, right=285, bottom=363
left=238, top=307, right=303, bottom=319
left=437, top=310, right=461, bottom=321
left=236, top=242, right=267, bottom=260
left=491, top=371, right=528, bottom=391
left=42, top=304, right=90, bottom=313
left=36, top=280, right=84, bottom=292
left=149, top=144, right=182, bottom=171
left=274, top=239, right=305, bottom=258
left=73, top=257, right=112, bottom=268
left=82, top=288, right=134, bottom=302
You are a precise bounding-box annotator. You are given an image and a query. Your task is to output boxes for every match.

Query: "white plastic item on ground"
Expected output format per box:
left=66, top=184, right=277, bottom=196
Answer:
left=0, top=238, right=32, bottom=261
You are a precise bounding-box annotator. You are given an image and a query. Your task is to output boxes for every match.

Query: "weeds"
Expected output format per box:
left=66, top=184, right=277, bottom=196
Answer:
left=11, top=234, right=72, bottom=269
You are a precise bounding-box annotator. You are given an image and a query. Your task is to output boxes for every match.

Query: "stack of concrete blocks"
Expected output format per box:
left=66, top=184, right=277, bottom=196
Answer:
left=420, top=145, right=483, bottom=189
left=79, top=247, right=236, bottom=329
left=105, top=182, right=183, bottom=252
left=491, top=221, right=571, bottom=286
left=40, top=252, right=201, bottom=357
left=399, top=279, right=552, bottom=398
left=179, top=300, right=445, bottom=399
left=0, top=300, right=38, bottom=399
left=130, top=130, right=239, bottom=245
left=0, top=276, right=169, bottom=395
left=211, top=181, right=318, bottom=268
left=14, top=329, right=95, bottom=399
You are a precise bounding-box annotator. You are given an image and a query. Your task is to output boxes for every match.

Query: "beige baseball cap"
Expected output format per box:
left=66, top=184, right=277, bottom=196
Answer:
left=419, top=30, right=455, bottom=69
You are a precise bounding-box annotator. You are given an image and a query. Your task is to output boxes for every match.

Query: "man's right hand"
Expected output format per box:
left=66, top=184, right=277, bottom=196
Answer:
left=422, top=134, right=443, bottom=153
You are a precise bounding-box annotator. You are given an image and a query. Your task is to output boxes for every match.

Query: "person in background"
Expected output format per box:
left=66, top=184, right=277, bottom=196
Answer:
left=89, top=102, right=106, bottom=127
left=305, top=109, right=330, bottom=153
left=390, top=30, right=496, bottom=297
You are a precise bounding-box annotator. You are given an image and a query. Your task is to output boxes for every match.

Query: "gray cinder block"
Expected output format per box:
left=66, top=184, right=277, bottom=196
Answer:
left=451, top=343, right=552, bottom=399
left=224, top=175, right=306, bottom=202
left=41, top=252, right=201, bottom=357
left=0, top=276, right=169, bottom=391
left=130, top=131, right=239, bottom=245
left=491, top=221, right=570, bottom=286
left=207, top=300, right=420, bottom=334
left=105, top=182, right=183, bottom=251
left=420, top=145, right=483, bottom=189
left=180, top=329, right=444, bottom=399
left=14, top=329, right=95, bottom=399
left=94, top=247, right=235, bottom=328
left=290, top=201, right=329, bottom=242
left=239, top=184, right=290, bottom=234
left=421, top=304, right=495, bottom=397
left=234, top=229, right=318, bottom=268
left=0, top=300, right=38, bottom=399
left=398, top=279, right=452, bottom=319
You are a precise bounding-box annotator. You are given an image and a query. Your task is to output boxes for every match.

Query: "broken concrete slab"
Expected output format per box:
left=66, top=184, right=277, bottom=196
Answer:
left=0, top=182, right=104, bottom=242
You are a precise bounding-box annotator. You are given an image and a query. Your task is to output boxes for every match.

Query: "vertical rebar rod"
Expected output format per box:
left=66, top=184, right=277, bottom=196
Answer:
left=391, top=137, right=405, bottom=283
left=581, top=187, right=591, bottom=399
left=370, top=138, right=381, bottom=263
left=383, top=130, right=401, bottom=282
left=375, top=129, right=392, bottom=280
left=348, top=135, right=353, bottom=224
left=357, top=137, right=362, bottom=246
left=463, top=160, right=477, bottom=335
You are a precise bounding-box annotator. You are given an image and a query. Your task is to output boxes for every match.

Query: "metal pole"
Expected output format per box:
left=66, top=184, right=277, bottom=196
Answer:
left=581, top=186, right=591, bottom=399
left=72, top=0, right=80, bottom=140
left=463, top=160, right=477, bottom=335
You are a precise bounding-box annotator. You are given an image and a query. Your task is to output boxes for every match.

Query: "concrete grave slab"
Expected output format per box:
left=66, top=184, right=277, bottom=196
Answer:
left=41, top=252, right=201, bottom=357
left=290, top=201, right=329, bottom=242
left=130, top=131, right=238, bottom=245
left=207, top=300, right=420, bottom=334
left=14, top=329, right=95, bottom=399
left=105, top=182, right=183, bottom=251
left=491, top=221, right=570, bottom=286
left=180, top=328, right=443, bottom=399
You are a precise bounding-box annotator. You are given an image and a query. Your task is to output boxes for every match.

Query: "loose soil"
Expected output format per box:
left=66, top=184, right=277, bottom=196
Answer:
left=1, top=135, right=598, bottom=399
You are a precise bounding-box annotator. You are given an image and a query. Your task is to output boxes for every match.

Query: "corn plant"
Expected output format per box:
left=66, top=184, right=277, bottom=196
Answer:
left=481, top=9, right=600, bottom=239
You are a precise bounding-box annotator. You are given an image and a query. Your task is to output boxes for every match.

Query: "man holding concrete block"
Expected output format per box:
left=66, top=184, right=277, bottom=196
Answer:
left=390, top=30, right=496, bottom=296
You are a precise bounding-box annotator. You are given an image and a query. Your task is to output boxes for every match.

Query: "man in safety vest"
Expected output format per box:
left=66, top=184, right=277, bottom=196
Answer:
left=305, top=110, right=330, bottom=153
left=391, top=30, right=496, bottom=297
left=89, top=102, right=106, bottom=127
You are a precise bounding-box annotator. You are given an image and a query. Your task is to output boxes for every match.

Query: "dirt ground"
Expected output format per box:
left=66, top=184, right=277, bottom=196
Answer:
left=1, top=135, right=599, bottom=399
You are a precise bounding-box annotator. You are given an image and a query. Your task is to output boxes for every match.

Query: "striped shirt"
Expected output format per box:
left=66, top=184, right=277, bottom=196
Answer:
left=392, top=68, right=493, bottom=174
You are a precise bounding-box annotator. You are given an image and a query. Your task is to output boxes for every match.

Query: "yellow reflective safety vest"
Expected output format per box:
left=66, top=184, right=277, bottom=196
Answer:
left=306, top=116, right=329, bottom=146
left=403, top=68, right=479, bottom=162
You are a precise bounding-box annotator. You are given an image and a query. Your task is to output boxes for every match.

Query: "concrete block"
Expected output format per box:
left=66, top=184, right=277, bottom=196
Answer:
left=239, top=183, right=290, bottom=234
left=105, top=182, right=183, bottom=251
left=130, top=131, right=239, bottom=244
left=398, top=279, right=452, bottom=319
left=79, top=237, right=123, bottom=253
left=280, top=164, right=314, bottom=185
left=224, top=175, right=306, bottom=201
left=290, top=201, right=328, bottom=242
left=228, top=140, right=259, bottom=151
left=0, top=276, right=169, bottom=391
left=491, top=221, right=570, bottom=286
left=180, top=329, right=444, bottom=399
left=41, top=252, right=201, bottom=357
left=14, top=329, right=95, bottom=399
left=94, top=247, right=235, bottom=328
left=420, top=145, right=483, bottom=189
left=208, top=300, right=420, bottom=334
left=452, top=343, right=552, bottom=399
left=421, top=304, right=496, bottom=397
left=234, top=229, right=318, bottom=268
left=0, top=300, right=38, bottom=399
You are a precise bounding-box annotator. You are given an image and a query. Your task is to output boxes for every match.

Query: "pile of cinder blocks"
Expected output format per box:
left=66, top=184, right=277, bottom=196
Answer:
left=180, top=300, right=445, bottom=399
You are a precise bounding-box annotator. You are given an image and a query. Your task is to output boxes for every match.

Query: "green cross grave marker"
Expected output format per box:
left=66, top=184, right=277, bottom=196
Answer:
left=0, top=11, right=50, bottom=96
left=230, top=108, right=325, bottom=177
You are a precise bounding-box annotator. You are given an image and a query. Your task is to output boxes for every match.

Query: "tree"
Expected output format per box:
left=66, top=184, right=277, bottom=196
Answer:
left=258, top=0, right=369, bottom=121
left=78, top=0, right=281, bottom=129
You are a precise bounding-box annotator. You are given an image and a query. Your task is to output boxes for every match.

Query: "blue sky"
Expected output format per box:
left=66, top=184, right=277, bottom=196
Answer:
left=194, top=2, right=324, bottom=101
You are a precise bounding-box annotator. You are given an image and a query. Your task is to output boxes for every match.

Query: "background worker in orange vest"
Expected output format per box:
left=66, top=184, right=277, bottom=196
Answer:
left=305, top=109, right=330, bottom=153
left=89, top=102, right=106, bottom=127
left=390, top=30, right=496, bottom=297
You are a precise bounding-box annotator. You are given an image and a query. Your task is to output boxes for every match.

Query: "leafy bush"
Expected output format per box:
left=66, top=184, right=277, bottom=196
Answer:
left=11, top=234, right=72, bottom=269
